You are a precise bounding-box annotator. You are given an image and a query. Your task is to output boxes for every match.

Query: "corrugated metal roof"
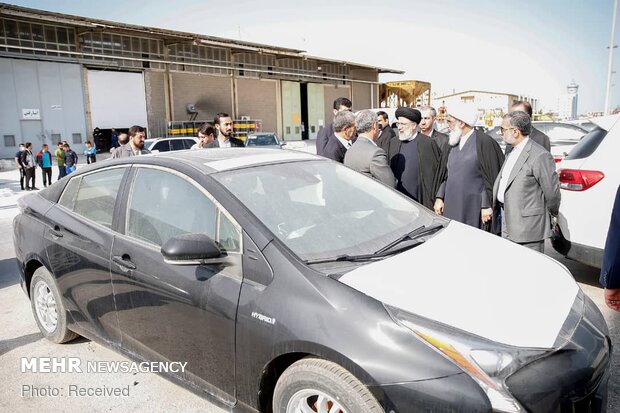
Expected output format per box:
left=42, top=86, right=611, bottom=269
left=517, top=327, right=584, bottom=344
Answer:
left=0, top=3, right=403, bottom=74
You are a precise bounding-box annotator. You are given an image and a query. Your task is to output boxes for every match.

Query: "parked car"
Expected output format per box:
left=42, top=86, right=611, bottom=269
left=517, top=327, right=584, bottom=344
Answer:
left=14, top=149, right=610, bottom=413
left=552, top=114, right=620, bottom=268
left=488, top=121, right=588, bottom=160
left=144, top=136, right=198, bottom=152
left=244, top=133, right=282, bottom=148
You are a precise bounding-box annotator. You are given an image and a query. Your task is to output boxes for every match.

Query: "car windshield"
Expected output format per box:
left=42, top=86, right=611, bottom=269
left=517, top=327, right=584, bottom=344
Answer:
left=247, top=135, right=278, bottom=146
left=215, top=160, right=438, bottom=262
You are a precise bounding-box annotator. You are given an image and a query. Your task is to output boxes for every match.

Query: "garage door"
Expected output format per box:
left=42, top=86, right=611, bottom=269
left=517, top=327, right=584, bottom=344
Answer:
left=87, top=70, right=148, bottom=131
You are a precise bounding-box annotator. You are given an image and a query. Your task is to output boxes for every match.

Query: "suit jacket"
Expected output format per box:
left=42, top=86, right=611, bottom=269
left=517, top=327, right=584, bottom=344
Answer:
left=388, top=133, right=441, bottom=209
left=205, top=137, right=245, bottom=148
left=376, top=126, right=396, bottom=153
left=505, top=127, right=550, bottom=155
left=316, top=123, right=334, bottom=156
left=430, top=130, right=449, bottom=154
left=493, top=139, right=560, bottom=243
left=601, top=186, right=620, bottom=289
left=344, top=136, right=396, bottom=187
left=322, top=135, right=348, bottom=163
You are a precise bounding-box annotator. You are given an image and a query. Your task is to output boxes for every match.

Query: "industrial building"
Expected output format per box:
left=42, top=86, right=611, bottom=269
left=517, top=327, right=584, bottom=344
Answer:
left=0, top=3, right=402, bottom=158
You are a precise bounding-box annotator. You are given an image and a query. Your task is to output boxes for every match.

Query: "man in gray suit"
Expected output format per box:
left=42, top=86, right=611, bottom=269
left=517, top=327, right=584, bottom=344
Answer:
left=505, top=101, right=550, bottom=155
left=493, top=111, right=560, bottom=252
left=344, top=110, right=396, bottom=187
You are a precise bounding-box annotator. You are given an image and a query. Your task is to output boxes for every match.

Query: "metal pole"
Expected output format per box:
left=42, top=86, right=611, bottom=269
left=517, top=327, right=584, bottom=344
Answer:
left=605, top=0, right=618, bottom=114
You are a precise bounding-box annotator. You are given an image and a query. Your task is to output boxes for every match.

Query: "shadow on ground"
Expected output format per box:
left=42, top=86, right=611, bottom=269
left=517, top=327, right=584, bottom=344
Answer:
left=0, top=332, right=42, bottom=357
left=0, top=258, right=19, bottom=290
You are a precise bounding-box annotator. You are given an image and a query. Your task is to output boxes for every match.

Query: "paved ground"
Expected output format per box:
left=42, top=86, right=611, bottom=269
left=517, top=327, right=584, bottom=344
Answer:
left=0, top=161, right=618, bottom=412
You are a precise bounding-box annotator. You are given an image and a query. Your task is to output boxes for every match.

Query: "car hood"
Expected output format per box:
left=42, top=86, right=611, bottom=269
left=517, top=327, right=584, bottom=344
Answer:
left=338, top=221, right=579, bottom=349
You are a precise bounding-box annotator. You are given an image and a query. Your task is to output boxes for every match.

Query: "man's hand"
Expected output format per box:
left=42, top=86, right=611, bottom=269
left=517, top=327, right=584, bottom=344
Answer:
left=604, top=288, right=620, bottom=311
left=481, top=208, right=493, bottom=224
left=434, top=199, right=444, bottom=215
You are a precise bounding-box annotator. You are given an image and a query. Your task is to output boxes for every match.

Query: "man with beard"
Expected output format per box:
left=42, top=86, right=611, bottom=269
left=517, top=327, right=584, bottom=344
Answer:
left=387, top=107, right=441, bottom=209
left=434, top=106, right=504, bottom=232
left=111, top=125, right=150, bottom=158
left=316, top=97, right=353, bottom=156
left=322, top=110, right=357, bottom=163
left=419, top=106, right=449, bottom=154
left=376, top=110, right=396, bottom=153
left=206, top=113, right=244, bottom=148
left=505, top=101, right=550, bottom=155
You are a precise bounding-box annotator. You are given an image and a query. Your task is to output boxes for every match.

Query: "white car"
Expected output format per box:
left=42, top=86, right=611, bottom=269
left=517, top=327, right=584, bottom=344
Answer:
left=552, top=114, right=620, bottom=268
left=145, top=136, right=199, bottom=153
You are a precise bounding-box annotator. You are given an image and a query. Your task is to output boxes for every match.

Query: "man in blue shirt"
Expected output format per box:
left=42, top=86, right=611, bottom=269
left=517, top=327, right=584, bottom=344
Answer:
left=36, top=144, right=53, bottom=187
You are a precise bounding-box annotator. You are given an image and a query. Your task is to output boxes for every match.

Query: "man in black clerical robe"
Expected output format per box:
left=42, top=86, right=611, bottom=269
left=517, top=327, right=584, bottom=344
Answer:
left=387, top=107, right=441, bottom=210
left=434, top=106, right=504, bottom=234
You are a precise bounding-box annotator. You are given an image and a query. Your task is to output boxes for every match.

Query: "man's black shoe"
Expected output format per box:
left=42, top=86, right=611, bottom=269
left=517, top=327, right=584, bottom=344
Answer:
left=32, top=187, right=40, bottom=190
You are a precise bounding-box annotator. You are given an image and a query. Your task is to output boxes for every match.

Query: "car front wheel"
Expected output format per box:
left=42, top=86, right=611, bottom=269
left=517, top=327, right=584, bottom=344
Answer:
left=273, top=358, right=383, bottom=413
left=30, top=266, right=78, bottom=343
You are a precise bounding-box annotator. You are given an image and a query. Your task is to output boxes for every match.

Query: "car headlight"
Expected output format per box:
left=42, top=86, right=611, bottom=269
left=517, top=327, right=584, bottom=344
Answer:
left=385, top=305, right=553, bottom=413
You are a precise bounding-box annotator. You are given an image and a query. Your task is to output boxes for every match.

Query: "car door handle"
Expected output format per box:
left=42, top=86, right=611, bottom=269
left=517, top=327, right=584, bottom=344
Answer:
left=112, top=255, right=136, bottom=272
left=49, top=226, right=63, bottom=239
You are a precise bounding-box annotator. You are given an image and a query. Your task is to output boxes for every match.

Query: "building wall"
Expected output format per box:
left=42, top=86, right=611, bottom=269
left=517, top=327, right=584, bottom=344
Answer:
left=145, top=70, right=167, bottom=138
left=0, top=57, right=86, bottom=158
left=236, top=78, right=278, bottom=133
left=170, top=72, right=233, bottom=124
left=349, top=69, right=376, bottom=110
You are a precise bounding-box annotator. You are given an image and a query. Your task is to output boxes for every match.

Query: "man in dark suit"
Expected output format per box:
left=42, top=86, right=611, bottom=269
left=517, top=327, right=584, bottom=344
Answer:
left=344, top=110, right=396, bottom=187
left=492, top=111, right=560, bottom=252
left=419, top=106, right=449, bottom=154
left=601, top=185, right=620, bottom=311
left=206, top=113, right=244, bottom=148
left=376, top=110, right=396, bottom=153
left=316, top=97, right=352, bottom=156
left=505, top=101, right=550, bottom=155
left=321, top=110, right=356, bottom=163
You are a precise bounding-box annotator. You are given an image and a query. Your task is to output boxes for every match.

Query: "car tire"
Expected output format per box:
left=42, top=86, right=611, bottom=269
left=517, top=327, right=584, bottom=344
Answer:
left=30, top=266, right=78, bottom=344
left=273, top=358, right=383, bottom=413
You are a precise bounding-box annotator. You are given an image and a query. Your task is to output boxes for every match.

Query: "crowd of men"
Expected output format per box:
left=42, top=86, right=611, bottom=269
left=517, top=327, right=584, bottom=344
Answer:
left=317, top=97, right=559, bottom=254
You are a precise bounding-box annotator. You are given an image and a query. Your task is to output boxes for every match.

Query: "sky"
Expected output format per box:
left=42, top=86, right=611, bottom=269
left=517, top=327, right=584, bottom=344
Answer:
left=6, top=0, right=619, bottom=114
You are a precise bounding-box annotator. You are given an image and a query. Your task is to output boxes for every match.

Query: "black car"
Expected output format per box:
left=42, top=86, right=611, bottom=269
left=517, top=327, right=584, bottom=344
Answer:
left=14, top=149, right=611, bottom=412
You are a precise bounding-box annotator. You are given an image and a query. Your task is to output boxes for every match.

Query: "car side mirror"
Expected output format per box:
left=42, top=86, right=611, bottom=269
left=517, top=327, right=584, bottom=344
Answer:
left=161, top=233, right=223, bottom=265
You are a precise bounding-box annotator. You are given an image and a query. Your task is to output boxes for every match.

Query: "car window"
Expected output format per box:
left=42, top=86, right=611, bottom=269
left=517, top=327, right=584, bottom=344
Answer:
left=564, top=127, right=608, bottom=160
left=183, top=139, right=196, bottom=149
left=70, top=168, right=126, bottom=228
left=545, top=125, right=585, bottom=143
left=126, top=168, right=240, bottom=251
left=58, top=175, right=81, bottom=210
left=152, top=141, right=169, bottom=152
left=170, top=139, right=185, bottom=151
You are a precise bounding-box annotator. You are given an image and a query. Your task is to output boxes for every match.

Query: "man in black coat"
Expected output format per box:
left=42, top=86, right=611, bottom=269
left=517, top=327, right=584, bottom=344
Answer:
left=419, top=106, right=449, bottom=154
left=206, top=113, right=244, bottom=148
left=376, top=110, right=397, bottom=153
left=316, top=97, right=352, bottom=156
left=387, top=107, right=441, bottom=209
left=321, top=110, right=356, bottom=163
left=505, top=101, right=550, bottom=155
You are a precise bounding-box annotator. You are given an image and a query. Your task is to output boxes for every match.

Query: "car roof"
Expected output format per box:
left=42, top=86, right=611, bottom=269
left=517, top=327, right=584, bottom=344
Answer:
left=102, top=148, right=322, bottom=174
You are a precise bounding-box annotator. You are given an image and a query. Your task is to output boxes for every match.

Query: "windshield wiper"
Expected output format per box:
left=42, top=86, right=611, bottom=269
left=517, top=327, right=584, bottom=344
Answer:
left=303, top=253, right=380, bottom=265
left=374, top=223, right=445, bottom=255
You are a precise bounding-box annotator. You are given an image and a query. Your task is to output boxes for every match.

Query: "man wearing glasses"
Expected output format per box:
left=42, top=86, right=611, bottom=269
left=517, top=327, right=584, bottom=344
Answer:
left=387, top=107, right=441, bottom=209
left=505, top=101, right=550, bottom=155
left=492, top=111, right=560, bottom=252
